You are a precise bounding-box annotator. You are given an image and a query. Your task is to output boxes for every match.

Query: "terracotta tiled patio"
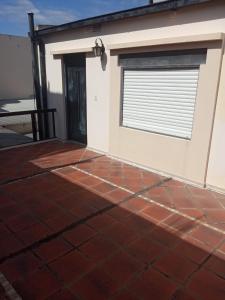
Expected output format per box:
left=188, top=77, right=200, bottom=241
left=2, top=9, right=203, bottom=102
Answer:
left=0, top=141, right=224, bottom=300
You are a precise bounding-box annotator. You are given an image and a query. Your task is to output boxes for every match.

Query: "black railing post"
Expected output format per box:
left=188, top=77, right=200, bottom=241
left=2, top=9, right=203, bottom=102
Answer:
left=52, top=111, right=56, bottom=138
left=28, top=13, right=44, bottom=140
left=39, top=40, right=49, bottom=139
left=31, top=112, right=37, bottom=141
left=0, top=109, right=56, bottom=143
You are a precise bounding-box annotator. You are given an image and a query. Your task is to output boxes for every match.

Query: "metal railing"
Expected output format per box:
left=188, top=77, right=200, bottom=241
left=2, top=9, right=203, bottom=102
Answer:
left=0, top=108, right=56, bottom=147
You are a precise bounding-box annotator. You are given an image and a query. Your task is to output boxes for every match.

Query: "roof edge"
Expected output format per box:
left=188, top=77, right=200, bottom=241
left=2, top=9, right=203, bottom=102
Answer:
left=36, top=0, right=212, bottom=36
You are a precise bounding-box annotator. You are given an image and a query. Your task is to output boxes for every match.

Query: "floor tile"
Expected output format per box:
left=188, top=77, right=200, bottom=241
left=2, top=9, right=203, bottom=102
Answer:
left=142, top=204, right=172, bottom=222
left=204, top=251, right=225, bottom=278
left=91, top=182, right=117, bottom=194
left=101, top=251, right=143, bottom=288
left=130, top=268, right=178, bottom=300
left=13, top=268, right=60, bottom=300
left=5, top=212, right=38, bottom=233
left=44, top=211, right=78, bottom=233
left=0, top=233, right=23, bottom=259
left=153, top=250, right=198, bottom=283
left=63, top=224, right=96, bottom=247
left=70, top=203, right=98, bottom=220
left=16, top=223, right=51, bottom=246
left=125, top=235, right=166, bottom=264
left=188, top=268, right=225, bottom=300
left=79, top=235, right=118, bottom=263
left=49, top=250, right=93, bottom=283
left=173, top=235, right=212, bottom=264
left=86, top=213, right=117, bottom=231
left=120, top=197, right=150, bottom=213
left=34, top=237, right=73, bottom=263
left=163, top=213, right=197, bottom=234
left=0, top=251, right=42, bottom=283
left=46, top=289, right=77, bottom=300
left=171, top=289, right=197, bottom=300
left=123, top=213, right=156, bottom=234
left=112, top=290, right=140, bottom=300
left=148, top=225, right=181, bottom=248
left=105, top=189, right=131, bottom=203
left=107, top=206, right=132, bottom=221
left=102, top=223, right=139, bottom=246
left=70, top=268, right=119, bottom=300
left=188, top=225, right=224, bottom=248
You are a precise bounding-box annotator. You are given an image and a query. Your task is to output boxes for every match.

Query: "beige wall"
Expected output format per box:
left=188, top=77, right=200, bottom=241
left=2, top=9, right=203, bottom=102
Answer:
left=42, top=0, right=225, bottom=187
left=0, top=34, right=33, bottom=100
left=46, top=50, right=110, bottom=152
left=109, top=42, right=223, bottom=186
left=86, top=52, right=110, bottom=151
left=206, top=46, right=225, bottom=192
left=45, top=53, right=66, bottom=139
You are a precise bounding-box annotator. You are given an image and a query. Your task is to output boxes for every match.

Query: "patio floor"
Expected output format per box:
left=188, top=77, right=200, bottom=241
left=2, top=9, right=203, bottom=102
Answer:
left=0, top=141, right=224, bottom=300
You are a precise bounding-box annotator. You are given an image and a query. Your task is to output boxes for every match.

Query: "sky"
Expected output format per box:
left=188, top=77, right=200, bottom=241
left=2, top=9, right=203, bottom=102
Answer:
left=0, top=0, right=153, bottom=36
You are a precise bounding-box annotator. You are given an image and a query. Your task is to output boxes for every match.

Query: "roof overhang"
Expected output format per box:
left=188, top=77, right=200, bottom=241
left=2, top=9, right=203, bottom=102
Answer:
left=51, top=47, right=93, bottom=56
left=49, top=33, right=224, bottom=57
left=108, top=33, right=224, bottom=51
left=36, top=0, right=212, bottom=37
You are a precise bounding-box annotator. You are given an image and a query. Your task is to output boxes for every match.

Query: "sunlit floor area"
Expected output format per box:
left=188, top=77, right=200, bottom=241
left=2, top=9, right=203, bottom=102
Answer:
left=0, top=140, right=224, bottom=300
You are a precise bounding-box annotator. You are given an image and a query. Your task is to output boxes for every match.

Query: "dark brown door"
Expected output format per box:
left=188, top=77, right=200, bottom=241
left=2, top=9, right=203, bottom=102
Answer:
left=64, top=54, right=87, bottom=144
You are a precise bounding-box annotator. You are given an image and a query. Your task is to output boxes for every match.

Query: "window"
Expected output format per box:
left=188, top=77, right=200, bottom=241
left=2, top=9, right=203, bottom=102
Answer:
left=120, top=51, right=206, bottom=139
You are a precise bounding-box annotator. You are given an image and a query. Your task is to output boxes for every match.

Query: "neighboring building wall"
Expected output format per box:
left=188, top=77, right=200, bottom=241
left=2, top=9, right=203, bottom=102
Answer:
left=0, top=34, right=33, bottom=100
left=42, top=0, right=225, bottom=187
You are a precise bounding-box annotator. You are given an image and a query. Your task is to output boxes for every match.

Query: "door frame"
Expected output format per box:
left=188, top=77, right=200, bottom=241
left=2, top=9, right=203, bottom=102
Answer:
left=63, top=53, right=87, bottom=145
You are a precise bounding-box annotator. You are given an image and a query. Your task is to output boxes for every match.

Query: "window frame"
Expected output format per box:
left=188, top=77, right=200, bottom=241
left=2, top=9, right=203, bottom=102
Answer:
left=120, top=65, right=200, bottom=140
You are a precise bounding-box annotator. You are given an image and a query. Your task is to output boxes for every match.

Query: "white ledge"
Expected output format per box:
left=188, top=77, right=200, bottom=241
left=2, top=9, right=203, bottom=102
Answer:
left=108, top=33, right=224, bottom=50
left=51, top=47, right=93, bottom=55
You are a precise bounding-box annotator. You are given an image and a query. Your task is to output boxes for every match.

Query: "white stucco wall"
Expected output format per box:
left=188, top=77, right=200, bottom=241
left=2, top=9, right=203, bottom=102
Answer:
left=0, top=34, right=33, bottom=100
left=109, top=43, right=223, bottom=186
left=206, top=48, right=225, bottom=192
left=45, top=53, right=66, bottom=139
left=86, top=52, right=110, bottom=151
left=42, top=0, right=225, bottom=188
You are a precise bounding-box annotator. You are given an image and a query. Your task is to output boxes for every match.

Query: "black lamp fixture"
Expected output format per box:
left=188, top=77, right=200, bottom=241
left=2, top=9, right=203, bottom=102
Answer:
left=93, top=38, right=105, bottom=57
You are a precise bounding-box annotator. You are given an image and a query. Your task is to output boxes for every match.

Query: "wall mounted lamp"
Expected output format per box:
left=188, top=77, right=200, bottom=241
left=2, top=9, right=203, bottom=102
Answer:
left=93, top=38, right=105, bottom=57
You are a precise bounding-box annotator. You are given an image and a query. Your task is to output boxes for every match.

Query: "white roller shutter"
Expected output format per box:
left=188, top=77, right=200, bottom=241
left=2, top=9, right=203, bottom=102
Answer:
left=122, top=68, right=199, bottom=139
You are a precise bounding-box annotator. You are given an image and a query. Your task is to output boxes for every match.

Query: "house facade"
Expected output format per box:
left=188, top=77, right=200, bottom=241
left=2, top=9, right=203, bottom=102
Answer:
left=35, top=0, right=225, bottom=192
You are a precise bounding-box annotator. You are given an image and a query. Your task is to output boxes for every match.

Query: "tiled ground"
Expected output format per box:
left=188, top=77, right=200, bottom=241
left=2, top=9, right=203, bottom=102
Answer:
left=0, top=140, right=99, bottom=184
left=0, top=141, right=224, bottom=300
left=142, top=179, right=225, bottom=231
left=76, top=155, right=165, bottom=193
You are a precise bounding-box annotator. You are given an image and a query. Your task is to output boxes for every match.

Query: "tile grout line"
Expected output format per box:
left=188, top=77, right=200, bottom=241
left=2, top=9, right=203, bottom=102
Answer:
left=70, top=166, right=225, bottom=235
